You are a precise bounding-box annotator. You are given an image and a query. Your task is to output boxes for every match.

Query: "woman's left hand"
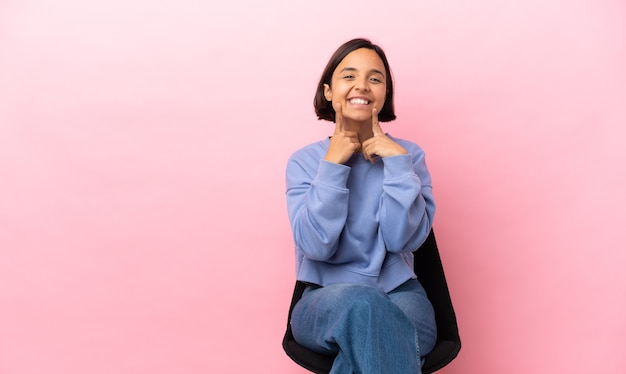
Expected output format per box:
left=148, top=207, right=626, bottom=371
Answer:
left=361, top=108, right=408, bottom=163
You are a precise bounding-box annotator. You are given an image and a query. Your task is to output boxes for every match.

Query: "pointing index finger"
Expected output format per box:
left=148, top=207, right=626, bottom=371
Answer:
left=334, top=102, right=344, bottom=133
left=372, top=107, right=384, bottom=136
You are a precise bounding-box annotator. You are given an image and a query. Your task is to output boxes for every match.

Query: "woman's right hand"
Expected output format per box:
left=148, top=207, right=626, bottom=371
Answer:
left=324, top=102, right=361, bottom=164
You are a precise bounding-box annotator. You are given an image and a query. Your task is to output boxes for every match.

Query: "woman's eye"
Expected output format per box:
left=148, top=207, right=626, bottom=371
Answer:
left=343, top=75, right=354, bottom=79
left=370, top=77, right=382, bottom=83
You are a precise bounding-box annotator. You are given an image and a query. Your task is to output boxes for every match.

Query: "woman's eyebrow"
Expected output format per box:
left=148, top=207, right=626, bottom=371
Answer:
left=339, top=67, right=385, bottom=76
left=339, top=67, right=358, bottom=74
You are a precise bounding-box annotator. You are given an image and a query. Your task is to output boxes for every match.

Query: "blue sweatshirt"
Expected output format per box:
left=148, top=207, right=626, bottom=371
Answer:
left=286, top=135, right=435, bottom=293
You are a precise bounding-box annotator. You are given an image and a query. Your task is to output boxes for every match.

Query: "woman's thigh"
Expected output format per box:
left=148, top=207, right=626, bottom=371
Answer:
left=388, top=278, right=437, bottom=355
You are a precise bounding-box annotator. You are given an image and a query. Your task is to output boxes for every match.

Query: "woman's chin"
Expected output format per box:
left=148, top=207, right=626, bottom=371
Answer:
left=342, top=114, right=372, bottom=124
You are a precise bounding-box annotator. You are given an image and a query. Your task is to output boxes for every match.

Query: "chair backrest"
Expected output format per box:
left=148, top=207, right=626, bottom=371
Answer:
left=414, top=230, right=461, bottom=373
left=282, top=229, right=461, bottom=374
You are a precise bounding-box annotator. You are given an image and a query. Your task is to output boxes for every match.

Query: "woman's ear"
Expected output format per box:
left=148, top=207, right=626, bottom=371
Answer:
left=323, top=84, right=332, bottom=101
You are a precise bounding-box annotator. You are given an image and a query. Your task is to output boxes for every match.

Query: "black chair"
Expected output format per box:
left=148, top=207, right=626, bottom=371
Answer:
left=282, top=229, right=461, bottom=373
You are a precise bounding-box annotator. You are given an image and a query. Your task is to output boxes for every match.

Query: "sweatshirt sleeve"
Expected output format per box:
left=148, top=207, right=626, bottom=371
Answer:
left=378, top=148, right=435, bottom=253
left=286, top=156, right=351, bottom=261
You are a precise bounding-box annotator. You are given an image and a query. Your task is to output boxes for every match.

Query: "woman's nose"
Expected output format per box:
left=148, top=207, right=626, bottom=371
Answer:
left=355, top=78, right=370, bottom=91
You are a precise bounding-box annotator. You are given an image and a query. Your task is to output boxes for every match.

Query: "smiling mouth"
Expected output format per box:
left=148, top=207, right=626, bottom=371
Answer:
left=348, top=98, right=370, bottom=105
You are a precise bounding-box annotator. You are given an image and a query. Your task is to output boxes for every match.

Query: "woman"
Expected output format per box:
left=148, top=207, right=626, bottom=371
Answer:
left=286, top=38, right=437, bottom=373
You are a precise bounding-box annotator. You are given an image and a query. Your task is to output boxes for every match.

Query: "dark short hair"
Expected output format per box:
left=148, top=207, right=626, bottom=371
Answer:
left=314, top=38, right=396, bottom=122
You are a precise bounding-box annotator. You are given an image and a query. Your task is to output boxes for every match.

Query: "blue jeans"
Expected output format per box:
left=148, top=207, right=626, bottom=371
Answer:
left=291, top=279, right=437, bottom=374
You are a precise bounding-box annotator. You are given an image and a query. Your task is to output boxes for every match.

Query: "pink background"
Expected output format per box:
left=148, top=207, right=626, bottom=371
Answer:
left=1, top=0, right=625, bottom=373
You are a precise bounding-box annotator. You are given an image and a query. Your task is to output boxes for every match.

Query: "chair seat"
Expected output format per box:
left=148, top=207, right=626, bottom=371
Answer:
left=284, top=335, right=460, bottom=374
left=284, top=340, right=334, bottom=374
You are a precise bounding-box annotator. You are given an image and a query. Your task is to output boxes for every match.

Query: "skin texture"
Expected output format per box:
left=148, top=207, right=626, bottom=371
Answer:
left=322, top=48, right=408, bottom=164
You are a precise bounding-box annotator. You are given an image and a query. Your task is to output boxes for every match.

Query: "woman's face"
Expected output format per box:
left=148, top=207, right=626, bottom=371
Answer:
left=324, top=48, right=387, bottom=124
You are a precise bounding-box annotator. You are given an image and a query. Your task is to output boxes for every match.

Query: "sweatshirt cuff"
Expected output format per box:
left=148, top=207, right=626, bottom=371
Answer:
left=382, top=154, right=414, bottom=180
left=315, top=160, right=351, bottom=189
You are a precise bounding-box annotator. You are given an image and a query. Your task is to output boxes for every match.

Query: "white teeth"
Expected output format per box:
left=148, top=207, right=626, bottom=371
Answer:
left=349, top=98, right=369, bottom=105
